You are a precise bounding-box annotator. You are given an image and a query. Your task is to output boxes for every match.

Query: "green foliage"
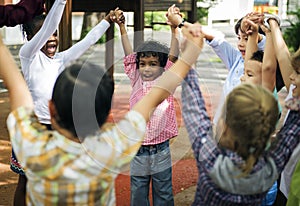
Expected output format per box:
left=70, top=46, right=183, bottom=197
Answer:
left=144, top=11, right=169, bottom=31
left=197, top=7, right=209, bottom=25
left=80, top=27, right=106, bottom=44
left=283, top=8, right=300, bottom=52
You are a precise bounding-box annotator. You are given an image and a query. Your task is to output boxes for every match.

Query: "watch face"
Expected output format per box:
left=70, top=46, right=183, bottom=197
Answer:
left=178, top=21, right=184, bottom=28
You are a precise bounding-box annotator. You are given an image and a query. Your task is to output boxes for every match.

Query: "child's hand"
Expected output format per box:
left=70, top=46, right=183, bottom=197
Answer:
left=106, top=7, right=124, bottom=24
left=185, top=23, right=202, bottom=37
left=181, top=23, right=204, bottom=52
left=241, top=12, right=262, bottom=35
left=166, top=4, right=183, bottom=27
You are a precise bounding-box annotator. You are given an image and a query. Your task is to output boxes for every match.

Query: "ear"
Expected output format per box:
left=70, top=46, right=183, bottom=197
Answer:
left=49, top=100, right=57, bottom=118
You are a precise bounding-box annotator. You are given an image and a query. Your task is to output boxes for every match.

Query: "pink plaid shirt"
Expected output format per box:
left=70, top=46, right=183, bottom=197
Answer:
left=124, top=53, right=178, bottom=145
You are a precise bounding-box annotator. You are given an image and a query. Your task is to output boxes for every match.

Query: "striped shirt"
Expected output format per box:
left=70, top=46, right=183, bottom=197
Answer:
left=7, top=107, right=146, bottom=206
left=182, top=69, right=300, bottom=206
left=124, top=53, right=178, bottom=145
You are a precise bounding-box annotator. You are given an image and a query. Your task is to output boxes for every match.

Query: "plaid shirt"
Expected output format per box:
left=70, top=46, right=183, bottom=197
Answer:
left=182, top=69, right=300, bottom=206
left=124, top=53, right=178, bottom=145
left=7, top=107, right=146, bottom=206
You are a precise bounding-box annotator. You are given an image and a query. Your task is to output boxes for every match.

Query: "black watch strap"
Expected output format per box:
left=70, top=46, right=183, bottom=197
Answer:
left=178, top=20, right=185, bottom=28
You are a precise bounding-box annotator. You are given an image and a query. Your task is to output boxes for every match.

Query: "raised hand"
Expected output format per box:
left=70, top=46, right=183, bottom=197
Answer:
left=166, top=4, right=183, bottom=27
left=241, top=12, right=262, bottom=35
left=106, top=7, right=124, bottom=24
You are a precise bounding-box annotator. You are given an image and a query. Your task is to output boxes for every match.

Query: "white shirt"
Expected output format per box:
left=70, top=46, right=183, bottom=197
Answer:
left=20, top=0, right=110, bottom=124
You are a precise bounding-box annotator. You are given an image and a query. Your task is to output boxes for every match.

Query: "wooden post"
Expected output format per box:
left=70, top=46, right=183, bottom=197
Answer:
left=188, top=0, right=197, bottom=23
left=105, top=23, right=114, bottom=79
left=134, top=0, right=144, bottom=50
left=59, top=0, right=72, bottom=51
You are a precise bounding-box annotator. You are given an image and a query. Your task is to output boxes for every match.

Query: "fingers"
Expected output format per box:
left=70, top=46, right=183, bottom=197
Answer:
left=110, top=8, right=125, bottom=24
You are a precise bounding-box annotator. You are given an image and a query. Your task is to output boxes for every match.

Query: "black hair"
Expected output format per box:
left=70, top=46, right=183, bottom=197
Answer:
left=250, top=50, right=264, bottom=63
left=136, top=40, right=169, bottom=69
left=234, top=17, right=266, bottom=36
left=22, top=14, right=46, bottom=40
left=52, top=62, right=114, bottom=138
left=250, top=50, right=284, bottom=92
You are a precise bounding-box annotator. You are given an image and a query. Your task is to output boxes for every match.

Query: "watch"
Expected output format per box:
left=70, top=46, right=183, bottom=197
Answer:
left=178, top=20, right=185, bottom=28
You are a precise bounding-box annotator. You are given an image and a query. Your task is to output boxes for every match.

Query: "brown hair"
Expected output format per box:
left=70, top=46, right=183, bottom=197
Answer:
left=291, top=46, right=300, bottom=72
left=222, top=84, right=279, bottom=175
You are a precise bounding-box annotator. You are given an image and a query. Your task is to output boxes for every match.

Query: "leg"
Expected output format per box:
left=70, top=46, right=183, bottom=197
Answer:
left=130, top=174, right=151, bottom=206
left=152, top=167, right=174, bottom=206
left=14, top=174, right=27, bottom=206
left=10, top=149, right=26, bottom=206
left=151, top=141, right=174, bottom=206
left=130, top=146, right=151, bottom=206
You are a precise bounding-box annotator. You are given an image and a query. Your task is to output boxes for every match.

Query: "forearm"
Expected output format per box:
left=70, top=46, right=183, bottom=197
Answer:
left=62, top=19, right=110, bottom=64
left=119, top=23, right=133, bottom=56
left=262, top=32, right=276, bottom=91
left=0, top=36, right=33, bottom=110
left=245, top=32, right=258, bottom=63
left=269, top=19, right=292, bottom=90
left=20, top=0, right=66, bottom=58
left=182, top=69, right=211, bottom=151
left=169, top=26, right=180, bottom=63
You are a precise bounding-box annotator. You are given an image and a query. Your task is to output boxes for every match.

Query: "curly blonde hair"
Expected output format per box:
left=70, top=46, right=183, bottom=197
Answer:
left=222, top=84, right=279, bottom=175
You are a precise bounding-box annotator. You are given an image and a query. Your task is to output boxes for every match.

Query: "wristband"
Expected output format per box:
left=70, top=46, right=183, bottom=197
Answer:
left=263, top=13, right=281, bottom=30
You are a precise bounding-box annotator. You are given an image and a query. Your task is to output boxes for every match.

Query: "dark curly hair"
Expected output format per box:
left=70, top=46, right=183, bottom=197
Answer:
left=135, top=40, right=169, bottom=69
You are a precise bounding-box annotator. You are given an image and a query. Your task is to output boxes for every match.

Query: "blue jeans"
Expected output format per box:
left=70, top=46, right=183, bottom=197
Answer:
left=261, top=181, right=277, bottom=206
left=130, top=140, right=174, bottom=206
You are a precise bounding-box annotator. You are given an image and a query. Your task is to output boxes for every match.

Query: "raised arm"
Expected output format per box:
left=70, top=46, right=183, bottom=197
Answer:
left=0, top=35, right=33, bottom=110
left=0, top=0, right=45, bottom=27
left=243, top=14, right=260, bottom=63
left=166, top=5, right=180, bottom=63
left=19, top=0, right=66, bottom=58
left=260, top=22, right=276, bottom=91
left=60, top=9, right=119, bottom=65
left=115, top=11, right=133, bottom=56
left=168, top=26, right=180, bottom=63
left=133, top=24, right=204, bottom=122
left=268, top=17, right=292, bottom=90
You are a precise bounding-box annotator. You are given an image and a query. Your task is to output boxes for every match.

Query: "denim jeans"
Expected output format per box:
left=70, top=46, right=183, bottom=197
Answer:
left=261, top=181, right=277, bottom=206
left=130, top=140, right=174, bottom=206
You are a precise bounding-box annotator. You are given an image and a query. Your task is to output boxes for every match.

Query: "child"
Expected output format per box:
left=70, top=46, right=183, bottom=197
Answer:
left=181, top=65, right=300, bottom=206
left=265, top=15, right=300, bottom=204
left=168, top=9, right=279, bottom=206
left=200, top=14, right=266, bottom=125
left=0, top=0, right=44, bottom=27
left=10, top=0, right=122, bottom=204
left=0, top=23, right=204, bottom=205
left=240, top=16, right=280, bottom=205
left=285, top=47, right=300, bottom=206
left=114, top=6, right=181, bottom=205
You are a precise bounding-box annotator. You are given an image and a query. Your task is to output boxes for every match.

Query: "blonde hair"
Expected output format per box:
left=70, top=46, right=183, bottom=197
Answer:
left=223, top=84, right=279, bottom=175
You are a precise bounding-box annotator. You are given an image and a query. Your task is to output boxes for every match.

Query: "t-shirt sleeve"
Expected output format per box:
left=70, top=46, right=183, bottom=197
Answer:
left=7, top=107, right=48, bottom=167
left=124, top=53, right=139, bottom=84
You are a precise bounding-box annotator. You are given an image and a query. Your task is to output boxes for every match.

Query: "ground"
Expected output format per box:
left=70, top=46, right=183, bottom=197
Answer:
left=0, top=90, right=199, bottom=206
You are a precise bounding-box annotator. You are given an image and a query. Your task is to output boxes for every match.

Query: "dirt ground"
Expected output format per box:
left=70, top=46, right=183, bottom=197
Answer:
left=0, top=85, right=289, bottom=206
